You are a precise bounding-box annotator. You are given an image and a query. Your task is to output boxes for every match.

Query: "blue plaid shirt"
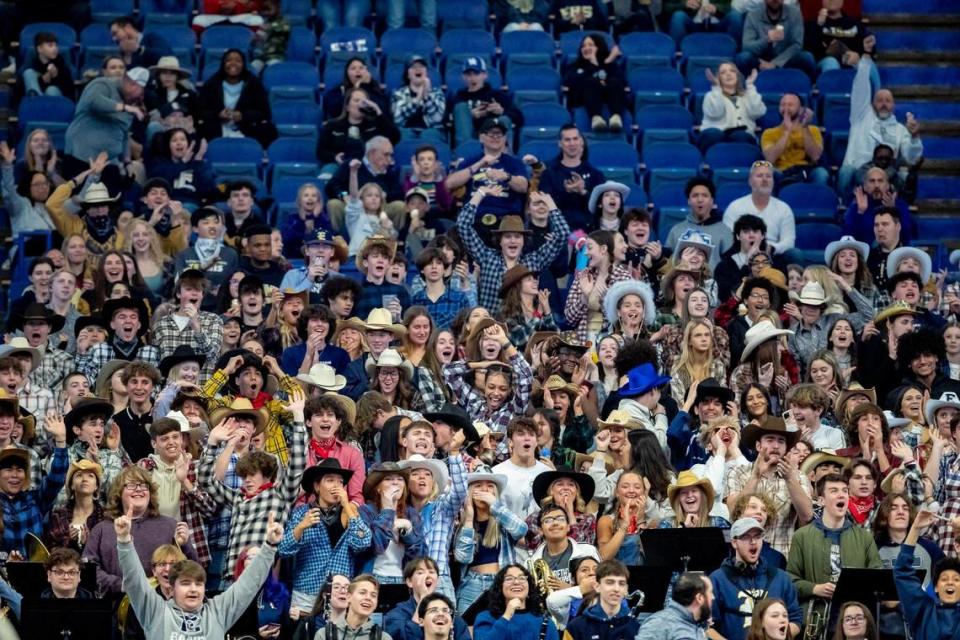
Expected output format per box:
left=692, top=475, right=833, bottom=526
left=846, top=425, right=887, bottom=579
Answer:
left=1, top=446, right=68, bottom=556
left=422, top=455, right=469, bottom=579
left=206, top=453, right=241, bottom=551
left=278, top=504, right=372, bottom=597
left=411, top=286, right=470, bottom=330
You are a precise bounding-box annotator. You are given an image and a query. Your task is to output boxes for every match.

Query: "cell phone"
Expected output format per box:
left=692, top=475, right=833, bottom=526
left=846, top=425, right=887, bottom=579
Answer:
left=760, top=362, right=774, bottom=376
left=782, top=410, right=794, bottom=423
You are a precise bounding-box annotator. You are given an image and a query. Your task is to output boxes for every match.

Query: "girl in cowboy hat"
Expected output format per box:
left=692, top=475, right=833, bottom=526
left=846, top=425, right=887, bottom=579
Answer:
left=565, top=230, right=633, bottom=343
left=145, top=57, right=198, bottom=135
left=45, top=460, right=105, bottom=552
left=498, top=264, right=558, bottom=355
left=603, top=279, right=657, bottom=343
left=658, top=470, right=730, bottom=529
left=367, top=349, right=419, bottom=411
left=357, top=463, right=427, bottom=584
left=729, top=320, right=800, bottom=412
left=523, top=468, right=597, bottom=549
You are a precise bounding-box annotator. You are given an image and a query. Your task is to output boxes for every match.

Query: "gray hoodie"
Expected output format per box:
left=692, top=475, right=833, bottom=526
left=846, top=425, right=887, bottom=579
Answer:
left=315, top=616, right=395, bottom=640
left=118, top=537, right=275, bottom=640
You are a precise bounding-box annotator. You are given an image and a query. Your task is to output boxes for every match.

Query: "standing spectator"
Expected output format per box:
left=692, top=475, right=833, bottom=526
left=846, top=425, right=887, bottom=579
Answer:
left=392, top=55, right=447, bottom=142
left=760, top=93, right=829, bottom=185
left=387, top=0, right=437, bottom=30
left=447, top=58, right=523, bottom=146
left=563, top=35, right=627, bottom=133
left=699, top=63, right=766, bottom=151
left=723, top=161, right=798, bottom=258
left=555, top=1, right=607, bottom=32
left=736, top=0, right=817, bottom=79
left=152, top=270, right=224, bottom=381
left=109, top=16, right=173, bottom=69
left=21, top=32, right=75, bottom=100
left=665, top=178, right=734, bottom=270
left=197, top=49, right=278, bottom=148
left=319, top=0, right=369, bottom=28
left=669, top=0, right=742, bottom=43
left=537, top=125, right=606, bottom=233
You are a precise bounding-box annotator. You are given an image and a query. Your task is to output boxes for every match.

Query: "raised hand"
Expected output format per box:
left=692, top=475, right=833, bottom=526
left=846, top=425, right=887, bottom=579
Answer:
left=115, top=505, right=134, bottom=542
left=0, top=141, right=15, bottom=165
left=882, top=189, right=898, bottom=208
left=175, top=521, right=190, bottom=546
left=208, top=418, right=236, bottom=446
left=105, top=422, right=122, bottom=450
left=89, top=151, right=109, bottom=175
left=704, top=68, right=718, bottom=86
left=284, top=387, right=306, bottom=420
left=265, top=511, right=283, bottom=545
left=746, top=68, right=758, bottom=87
left=44, top=410, right=67, bottom=445
left=174, top=453, right=192, bottom=483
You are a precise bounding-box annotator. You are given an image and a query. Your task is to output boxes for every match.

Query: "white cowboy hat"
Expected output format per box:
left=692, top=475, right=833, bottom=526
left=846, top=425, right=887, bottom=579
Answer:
left=149, top=55, right=192, bottom=78
left=362, top=308, right=406, bottom=337
left=675, top=229, right=715, bottom=262
left=882, top=410, right=912, bottom=430
left=587, top=181, right=631, bottom=213
left=81, top=182, right=119, bottom=205
left=466, top=471, right=508, bottom=494
left=924, top=391, right=960, bottom=427
left=399, top=454, right=450, bottom=495
left=789, top=281, right=827, bottom=307
left=824, top=235, right=869, bottom=266
left=296, top=363, right=347, bottom=392
left=167, top=410, right=203, bottom=433
left=886, top=247, right=932, bottom=285
left=603, top=280, right=656, bottom=328
left=950, top=249, right=960, bottom=267
left=365, top=348, right=414, bottom=381
left=740, top=321, right=793, bottom=362
left=0, top=337, right=41, bottom=371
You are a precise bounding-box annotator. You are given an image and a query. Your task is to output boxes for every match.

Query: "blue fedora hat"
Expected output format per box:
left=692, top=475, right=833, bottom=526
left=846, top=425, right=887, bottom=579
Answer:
left=618, top=363, right=671, bottom=398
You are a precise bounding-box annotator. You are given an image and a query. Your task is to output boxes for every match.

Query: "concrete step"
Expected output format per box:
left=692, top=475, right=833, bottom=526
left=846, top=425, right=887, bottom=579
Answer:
left=916, top=175, right=960, bottom=200
left=865, top=0, right=958, bottom=14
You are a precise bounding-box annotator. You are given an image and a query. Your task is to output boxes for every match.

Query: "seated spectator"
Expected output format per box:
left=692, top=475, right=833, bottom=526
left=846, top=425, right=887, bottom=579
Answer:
left=839, top=44, right=923, bottom=197
left=723, top=161, right=797, bottom=258
left=665, top=178, right=734, bottom=270
left=174, top=206, right=240, bottom=301
left=193, top=0, right=267, bottom=30
left=110, top=16, right=173, bottom=69
left=322, top=57, right=390, bottom=123
left=736, top=0, right=816, bottom=79
left=326, top=136, right=405, bottom=232
left=855, top=143, right=907, bottom=195
left=392, top=56, right=446, bottom=142
left=0, top=142, right=56, bottom=239
left=237, top=224, right=287, bottom=288
left=842, top=168, right=913, bottom=245
left=563, top=35, right=627, bottom=133
left=14, top=128, right=65, bottom=187
left=21, top=31, right=75, bottom=100
left=447, top=58, right=523, bottom=147
left=318, top=85, right=401, bottom=167
left=492, top=0, right=553, bottom=32
left=537, top=125, right=606, bottom=232
left=148, top=128, right=217, bottom=210
left=555, top=1, right=606, bottom=32
left=403, top=145, right=454, bottom=221
left=634, top=573, right=715, bottom=640
left=699, top=63, right=766, bottom=151
left=607, top=0, right=657, bottom=32
left=760, top=93, right=829, bottom=186
left=715, top=215, right=773, bottom=301
left=144, top=58, right=198, bottom=142
left=669, top=0, right=742, bottom=44
left=197, top=49, right=278, bottom=148
left=42, top=548, right=94, bottom=599
left=805, top=0, right=877, bottom=81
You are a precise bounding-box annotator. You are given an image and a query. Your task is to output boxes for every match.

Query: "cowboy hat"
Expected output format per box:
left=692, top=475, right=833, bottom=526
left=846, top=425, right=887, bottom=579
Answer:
left=94, top=359, right=130, bottom=400
left=171, top=387, right=209, bottom=413
left=208, top=397, right=270, bottom=437
left=603, top=280, right=656, bottom=328
left=499, top=264, right=536, bottom=298
left=873, top=300, right=921, bottom=326
left=757, top=267, right=788, bottom=291
left=423, top=403, right=480, bottom=444
left=17, top=410, right=36, bottom=446
left=362, top=462, right=410, bottom=502
left=73, top=315, right=108, bottom=338
left=362, top=308, right=406, bottom=337
left=574, top=451, right=616, bottom=475
left=551, top=331, right=592, bottom=354
left=675, top=229, right=715, bottom=262
left=693, top=377, right=735, bottom=407
left=881, top=410, right=911, bottom=430
left=166, top=410, right=200, bottom=434
left=661, top=260, right=702, bottom=294
left=0, top=448, right=31, bottom=473
left=597, top=409, right=644, bottom=431
left=278, top=285, right=310, bottom=308
left=587, top=181, right=631, bottom=213
left=296, top=363, right=347, bottom=392
left=667, top=470, right=716, bottom=506
left=618, top=363, right=670, bottom=398
left=834, top=383, right=877, bottom=419
left=149, top=55, right=192, bottom=78
left=0, top=390, right=19, bottom=418
left=472, top=421, right=506, bottom=442
left=466, top=471, right=507, bottom=494
left=301, top=458, right=355, bottom=496
left=66, top=459, right=103, bottom=490
left=365, top=348, right=414, bottom=382
left=524, top=331, right=560, bottom=362
left=465, top=318, right=511, bottom=362
left=544, top=375, right=579, bottom=398
left=789, top=282, right=827, bottom=307
left=880, top=467, right=908, bottom=495
left=0, top=337, right=41, bottom=371
left=925, top=391, right=960, bottom=427
left=215, top=348, right=277, bottom=395
left=355, top=235, right=398, bottom=272
left=323, top=392, right=357, bottom=426
left=399, top=454, right=450, bottom=496
left=740, top=416, right=799, bottom=450
left=101, top=297, right=149, bottom=336
left=330, top=235, right=350, bottom=265
left=887, top=247, right=932, bottom=285
left=532, top=467, right=596, bottom=506
left=12, top=303, right=65, bottom=334
left=824, top=235, right=870, bottom=266
left=159, top=345, right=207, bottom=379
left=490, top=216, right=531, bottom=236
left=799, top=449, right=851, bottom=475
left=336, top=316, right=368, bottom=337
left=65, top=397, right=115, bottom=443
left=80, top=182, right=119, bottom=206
left=740, top=321, right=793, bottom=363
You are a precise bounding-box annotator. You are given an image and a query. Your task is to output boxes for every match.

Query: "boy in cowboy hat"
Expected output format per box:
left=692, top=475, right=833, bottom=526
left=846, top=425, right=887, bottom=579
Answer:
left=354, top=235, right=411, bottom=320
left=199, top=388, right=308, bottom=584
left=279, top=458, right=371, bottom=616
left=13, top=303, right=74, bottom=390
left=617, top=363, right=671, bottom=451
left=302, top=395, right=366, bottom=504
left=76, top=296, right=161, bottom=385
left=62, top=397, right=127, bottom=504
left=0, top=345, right=54, bottom=451
left=857, top=300, right=921, bottom=402
left=0, top=386, right=46, bottom=490
left=46, top=157, right=125, bottom=254
left=152, top=269, right=223, bottom=383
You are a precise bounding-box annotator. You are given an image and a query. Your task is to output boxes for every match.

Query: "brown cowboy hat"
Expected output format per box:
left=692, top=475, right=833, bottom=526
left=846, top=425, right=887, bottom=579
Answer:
left=490, top=216, right=531, bottom=236
left=362, top=462, right=410, bottom=502
left=834, top=383, right=877, bottom=420
left=741, top=416, right=800, bottom=450
left=209, top=397, right=270, bottom=437
left=355, top=235, right=398, bottom=272
left=465, top=317, right=510, bottom=362
left=499, top=264, right=535, bottom=297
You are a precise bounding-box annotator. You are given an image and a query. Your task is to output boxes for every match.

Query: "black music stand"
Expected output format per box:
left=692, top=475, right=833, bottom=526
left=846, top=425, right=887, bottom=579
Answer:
left=625, top=565, right=674, bottom=614
left=639, top=528, right=729, bottom=573
left=20, top=597, right=114, bottom=639
left=6, top=562, right=98, bottom=599
left=834, top=567, right=924, bottom=636
left=376, top=583, right=411, bottom=613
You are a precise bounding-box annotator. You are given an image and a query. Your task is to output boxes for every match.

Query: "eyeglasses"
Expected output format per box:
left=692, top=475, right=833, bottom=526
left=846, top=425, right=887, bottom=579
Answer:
left=540, top=516, right=568, bottom=525
left=152, top=561, right=175, bottom=569
left=502, top=575, right=527, bottom=584
left=379, top=370, right=400, bottom=378
left=843, top=615, right=866, bottom=623
left=748, top=293, right=770, bottom=301
left=50, top=569, right=80, bottom=578
left=424, top=606, right=452, bottom=617
left=124, top=482, right=149, bottom=491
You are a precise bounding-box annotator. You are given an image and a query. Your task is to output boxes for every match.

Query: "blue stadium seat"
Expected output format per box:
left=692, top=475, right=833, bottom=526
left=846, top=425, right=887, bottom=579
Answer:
left=268, top=138, right=317, bottom=164
left=90, top=0, right=134, bottom=23
left=206, top=137, right=265, bottom=178
left=620, top=32, right=676, bottom=71
left=380, top=28, right=438, bottom=67
left=143, top=11, right=189, bottom=29
left=439, top=29, right=496, bottom=71
left=559, top=31, right=614, bottom=66
left=795, top=221, right=843, bottom=263
left=641, top=142, right=701, bottom=194
left=589, top=141, right=640, bottom=184
left=272, top=103, right=321, bottom=139
left=280, top=0, right=314, bottom=27
left=816, top=68, right=856, bottom=121
left=146, top=26, right=197, bottom=67
left=438, top=0, right=490, bottom=30
left=320, top=27, right=377, bottom=62
left=755, top=68, right=812, bottom=114
left=715, top=182, right=751, bottom=210
left=628, top=68, right=685, bottom=112
left=823, top=106, right=850, bottom=165
left=635, top=104, right=693, bottom=149
left=778, top=183, right=840, bottom=222
left=657, top=207, right=690, bottom=242
left=507, top=67, right=562, bottom=109
left=140, top=0, right=192, bottom=17
left=270, top=176, right=313, bottom=204
left=454, top=140, right=483, bottom=161
left=680, top=33, right=737, bottom=59
left=705, top=142, right=762, bottom=188
left=518, top=140, right=561, bottom=164
left=201, top=25, right=254, bottom=70
left=650, top=184, right=689, bottom=208
left=20, top=23, right=78, bottom=65
left=286, top=27, right=318, bottom=63
left=519, top=103, right=570, bottom=145
left=624, top=183, right=648, bottom=208
left=262, top=62, right=321, bottom=104
left=80, top=24, right=114, bottom=48
left=17, top=96, right=75, bottom=134
left=500, top=30, right=557, bottom=76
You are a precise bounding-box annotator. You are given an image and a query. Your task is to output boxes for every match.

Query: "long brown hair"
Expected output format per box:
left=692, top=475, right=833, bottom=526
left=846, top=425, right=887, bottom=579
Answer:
left=105, top=466, right=160, bottom=520
left=748, top=338, right=783, bottom=381
left=745, top=598, right=794, bottom=640
left=831, top=601, right=878, bottom=640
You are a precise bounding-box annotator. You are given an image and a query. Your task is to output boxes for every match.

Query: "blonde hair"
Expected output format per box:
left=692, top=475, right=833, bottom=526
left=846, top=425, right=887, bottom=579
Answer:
left=123, top=219, right=171, bottom=264
left=466, top=481, right=502, bottom=548
left=358, top=182, right=386, bottom=214
left=297, top=182, right=323, bottom=211
left=669, top=483, right=711, bottom=527
left=803, top=265, right=848, bottom=314
left=673, top=319, right=715, bottom=387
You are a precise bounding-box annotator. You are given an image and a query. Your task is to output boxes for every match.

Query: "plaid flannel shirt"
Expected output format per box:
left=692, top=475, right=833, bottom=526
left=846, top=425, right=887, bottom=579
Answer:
left=202, top=369, right=298, bottom=466
left=46, top=502, right=105, bottom=551
left=453, top=499, right=528, bottom=577
left=18, top=380, right=53, bottom=449
left=442, top=351, right=533, bottom=434
left=725, top=463, right=813, bottom=555
left=1, top=446, right=67, bottom=555
left=410, top=286, right=470, bottom=330
left=29, top=345, right=74, bottom=391
left=505, top=312, right=558, bottom=355
left=873, top=289, right=936, bottom=313
left=423, top=454, right=468, bottom=578
left=278, top=504, right=372, bottom=595
left=53, top=441, right=129, bottom=508
left=416, top=367, right=448, bottom=413
left=152, top=310, right=225, bottom=382
left=198, top=419, right=307, bottom=582
left=76, top=341, right=161, bottom=386
left=206, top=452, right=241, bottom=550
left=564, top=264, right=634, bottom=342
left=357, top=503, right=428, bottom=574
left=456, top=202, right=570, bottom=315
left=391, top=86, right=446, bottom=128
left=137, top=456, right=218, bottom=566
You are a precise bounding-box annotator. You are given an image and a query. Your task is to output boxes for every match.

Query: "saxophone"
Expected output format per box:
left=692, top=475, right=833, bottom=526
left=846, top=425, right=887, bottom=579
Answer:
left=529, top=558, right=554, bottom=596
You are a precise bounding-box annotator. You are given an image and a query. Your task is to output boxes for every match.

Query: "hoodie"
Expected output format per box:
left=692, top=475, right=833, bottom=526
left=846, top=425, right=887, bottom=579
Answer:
left=635, top=599, right=708, bottom=640
left=893, top=543, right=960, bottom=640
left=563, top=601, right=639, bottom=640
left=785, top=516, right=882, bottom=602
left=664, top=210, right=733, bottom=270
left=709, top=557, right=802, bottom=640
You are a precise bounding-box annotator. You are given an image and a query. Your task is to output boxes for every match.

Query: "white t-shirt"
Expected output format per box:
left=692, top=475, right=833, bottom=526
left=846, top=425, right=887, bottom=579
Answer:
left=723, top=195, right=797, bottom=254
left=492, top=458, right=553, bottom=520
left=808, top=423, right=847, bottom=450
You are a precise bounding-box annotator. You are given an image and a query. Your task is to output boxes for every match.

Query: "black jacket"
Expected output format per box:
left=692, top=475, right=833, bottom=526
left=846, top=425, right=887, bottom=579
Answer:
left=324, top=161, right=404, bottom=204
left=197, top=72, right=278, bottom=148
left=316, top=113, right=400, bottom=165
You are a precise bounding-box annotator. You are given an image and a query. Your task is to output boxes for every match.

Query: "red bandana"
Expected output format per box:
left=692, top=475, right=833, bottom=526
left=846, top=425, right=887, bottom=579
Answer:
left=242, top=481, right=274, bottom=500
left=848, top=496, right=876, bottom=524
left=309, top=438, right=338, bottom=460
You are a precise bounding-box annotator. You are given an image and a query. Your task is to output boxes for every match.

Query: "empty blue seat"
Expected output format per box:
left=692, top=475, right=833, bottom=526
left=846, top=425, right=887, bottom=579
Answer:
left=680, top=33, right=737, bottom=59
left=17, top=96, right=75, bottom=135
left=439, top=29, right=496, bottom=69
left=779, top=183, right=840, bottom=221
left=146, top=26, right=197, bottom=66
left=271, top=176, right=314, bottom=204
left=90, top=0, right=134, bottom=23
left=620, top=32, right=676, bottom=71
left=795, top=221, right=842, bottom=262
left=519, top=103, right=571, bottom=145
left=508, top=67, right=562, bottom=108
left=438, top=0, right=490, bottom=30
left=816, top=68, right=856, bottom=120
left=268, top=138, right=317, bottom=164
left=755, top=67, right=812, bottom=114
left=320, top=27, right=377, bottom=61
left=642, top=142, right=701, bottom=193
left=650, top=184, right=689, bottom=208
left=624, top=183, right=649, bottom=208
left=635, top=104, right=693, bottom=149
left=80, top=23, right=114, bottom=48
left=500, top=30, right=556, bottom=75
left=143, top=11, right=189, bottom=28
left=590, top=141, right=640, bottom=184
left=629, top=68, right=685, bottom=112
left=206, top=137, right=264, bottom=178
left=823, top=105, right=850, bottom=164
left=657, top=207, right=691, bottom=242
left=706, top=142, right=762, bottom=188
left=286, top=27, right=317, bottom=63
left=273, top=103, right=321, bottom=139
left=380, top=28, right=438, bottom=66
left=715, top=182, right=751, bottom=210
left=559, top=31, right=614, bottom=65
left=263, top=62, right=320, bottom=104
left=454, top=140, right=483, bottom=162
left=280, top=0, right=314, bottom=26
left=519, top=140, right=561, bottom=164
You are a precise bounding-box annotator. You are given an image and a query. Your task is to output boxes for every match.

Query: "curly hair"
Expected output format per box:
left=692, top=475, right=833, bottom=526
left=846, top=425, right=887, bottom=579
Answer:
left=105, top=466, right=160, bottom=520
left=731, top=492, right=779, bottom=530
left=487, top=564, right=544, bottom=618
left=896, top=329, right=946, bottom=371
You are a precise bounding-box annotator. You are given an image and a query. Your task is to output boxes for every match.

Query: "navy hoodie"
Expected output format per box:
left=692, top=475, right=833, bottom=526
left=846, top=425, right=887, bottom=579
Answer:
left=565, top=601, right=639, bottom=640
left=709, top=557, right=802, bottom=640
left=894, top=544, right=960, bottom=640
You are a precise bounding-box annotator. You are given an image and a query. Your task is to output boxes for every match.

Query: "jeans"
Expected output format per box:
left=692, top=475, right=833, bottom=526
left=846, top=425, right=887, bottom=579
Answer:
left=387, top=0, right=437, bottom=30
left=319, top=0, right=367, bottom=28
left=456, top=570, right=495, bottom=616
left=775, top=166, right=831, bottom=186
left=22, top=69, right=62, bottom=97
left=734, top=50, right=818, bottom=81
left=698, top=127, right=756, bottom=152
left=668, top=11, right=741, bottom=44
left=453, top=103, right=514, bottom=148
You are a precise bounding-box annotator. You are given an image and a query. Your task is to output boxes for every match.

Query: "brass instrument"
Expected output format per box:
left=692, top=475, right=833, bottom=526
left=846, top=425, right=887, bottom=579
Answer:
left=802, top=597, right=832, bottom=640
left=24, top=532, right=49, bottom=562
left=529, top=558, right=554, bottom=596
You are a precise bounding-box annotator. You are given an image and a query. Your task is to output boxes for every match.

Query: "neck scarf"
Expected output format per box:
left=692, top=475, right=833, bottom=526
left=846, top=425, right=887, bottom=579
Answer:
left=85, top=214, right=114, bottom=243
left=848, top=495, right=876, bottom=524
left=317, top=503, right=342, bottom=527
left=310, top=437, right=338, bottom=460
left=194, top=238, right=223, bottom=267
left=242, top=481, right=274, bottom=500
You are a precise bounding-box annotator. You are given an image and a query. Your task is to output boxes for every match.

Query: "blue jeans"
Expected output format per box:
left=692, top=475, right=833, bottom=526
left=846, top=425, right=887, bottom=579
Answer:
left=734, top=50, right=818, bottom=81
left=387, top=0, right=437, bottom=30
left=456, top=570, right=495, bottom=616
left=453, top=102, right=513, bottom=147
left=668, top=11, right=741, bottom=44
left=22, top=69, right=62, bottom=97
left=698, top=127, right=756, bottom=152
left=319, top=0, right=367, bottom=27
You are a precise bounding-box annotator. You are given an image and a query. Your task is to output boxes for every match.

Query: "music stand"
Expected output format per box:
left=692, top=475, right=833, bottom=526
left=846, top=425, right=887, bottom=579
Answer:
left=376, top=583, right=410, bottom=613
left=6, top=562, right=98, bottom=599
left=639, top=528, right=729, bottom=573
left=20, top=597, right=114, bottom=639
left=833, top=567, right=924, bottom=636
left=625, top=565, right=674, bottom=614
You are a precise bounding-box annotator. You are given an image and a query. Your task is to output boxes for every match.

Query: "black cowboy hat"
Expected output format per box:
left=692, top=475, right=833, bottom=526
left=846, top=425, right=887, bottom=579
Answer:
left=422, top=403, right=480, bottom=444
left=159, top=345, right=208, bottom=378
left=101, top=297, right=149, bottom=337
left=65, top=397, right=115, bottom=443
left=693, top=378, right=734, bottom=407
left=216, top=348, right=267, bottom=382
left=13, top=303, right=65, bottom=333
left=300, top=458, right=355, bottom=496
left=73, top=315, right=108, bottom=338
left=532, top=467, right=596, bottom=506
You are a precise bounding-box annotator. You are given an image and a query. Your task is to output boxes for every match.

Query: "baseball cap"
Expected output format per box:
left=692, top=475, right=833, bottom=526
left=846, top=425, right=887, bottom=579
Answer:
left=305, top=229, right=336, bottom=246
left=405, top=186, right=430, bottom=202
left=461, top=56, right=487, bottom=73
left=125, top=67, right=149, bottom=87
left=730, top=517, right=765, bottom=539
left=479, top=117, right=507, bottom=135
